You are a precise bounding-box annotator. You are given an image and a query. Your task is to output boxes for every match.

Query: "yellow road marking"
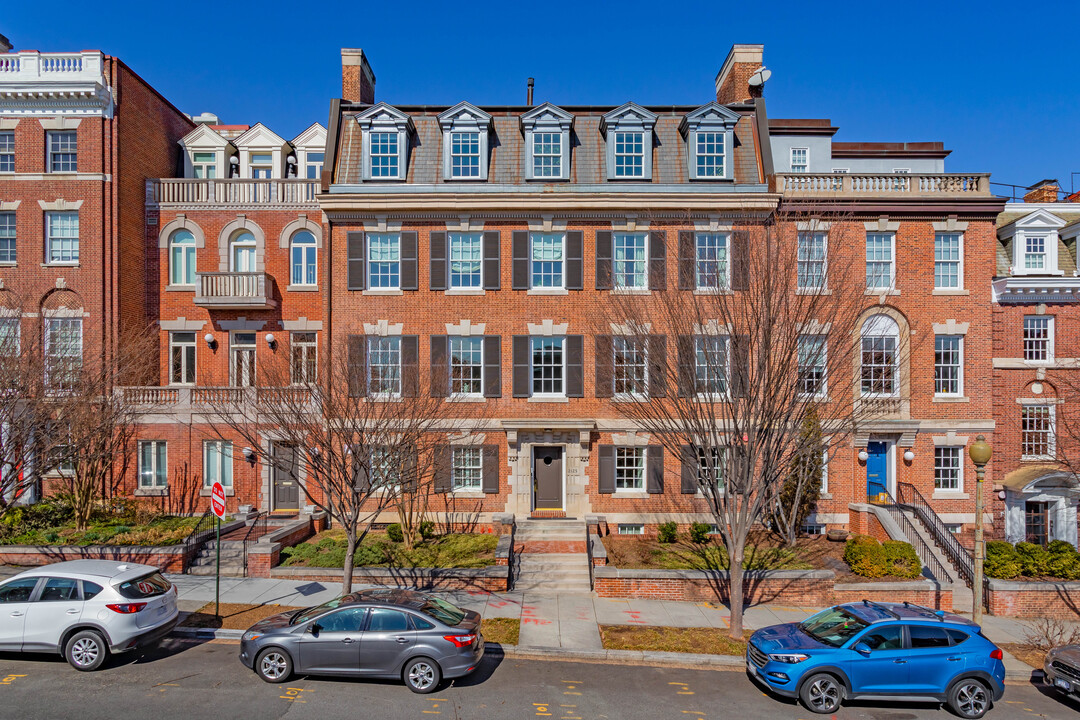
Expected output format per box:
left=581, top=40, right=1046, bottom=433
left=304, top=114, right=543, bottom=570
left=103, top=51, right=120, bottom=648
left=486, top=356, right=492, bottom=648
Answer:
left=421, top=712, right=440, bottom=715
left=668, top=681, right=689, bottom=686
left=676, top=691, right=695, bottom=695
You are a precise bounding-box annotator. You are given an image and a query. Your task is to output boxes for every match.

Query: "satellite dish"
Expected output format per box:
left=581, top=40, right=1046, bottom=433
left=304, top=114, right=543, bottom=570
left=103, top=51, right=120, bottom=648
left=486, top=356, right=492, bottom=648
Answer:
left=748, top=67, right=772, bottom=87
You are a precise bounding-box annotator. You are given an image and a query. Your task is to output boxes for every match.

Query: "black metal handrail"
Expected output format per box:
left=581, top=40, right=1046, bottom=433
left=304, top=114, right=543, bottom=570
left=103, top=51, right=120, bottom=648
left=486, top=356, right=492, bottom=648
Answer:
left=585, top=524, right=595, bottom=591
left=896, top=481, right=975, bottom=586
left=242, top=512, right=268, bottom=577
left=182, top=508, right=216, bottom=572
left=879, top=494, right=953, bottom=584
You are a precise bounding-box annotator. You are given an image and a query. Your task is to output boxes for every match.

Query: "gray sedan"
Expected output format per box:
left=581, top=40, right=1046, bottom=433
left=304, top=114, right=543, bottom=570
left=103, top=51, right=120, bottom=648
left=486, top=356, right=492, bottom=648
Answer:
left=239, top=588, right=484, bottom=693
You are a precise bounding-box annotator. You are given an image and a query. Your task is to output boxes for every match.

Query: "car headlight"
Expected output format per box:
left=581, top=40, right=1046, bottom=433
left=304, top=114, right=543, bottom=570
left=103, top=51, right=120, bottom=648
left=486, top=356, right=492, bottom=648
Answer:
left=769, top=653, right=810, bottom=664
left=242, top=631, right=262, bottom=643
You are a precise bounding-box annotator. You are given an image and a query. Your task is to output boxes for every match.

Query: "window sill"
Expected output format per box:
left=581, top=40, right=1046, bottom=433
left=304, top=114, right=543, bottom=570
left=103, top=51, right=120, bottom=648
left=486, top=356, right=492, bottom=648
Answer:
left=795, top=288, right=832, bottom=295
left=445, top=288, right=485, bottom=296
left=165, top=284, right=195, bottom=292
left=528, top=395, right=569, bottom=403
left=41, top=263, right=79, bottom=268
left=818, top=493, right=833, bottom=500
left=200, top=486, right=235, bottom=497
left=1021, top=456, right=1056, bottom=462
left=799, top=393, right=831, bottom=402
left=932, top=491, right=969, bottom=500
left=613, top=491, right=650, bottom=499
left=366, top=395, right=404, bottom=403
left=450, top=490, right=486, bottom=499
left=610, top=287, right=650, bottom=295
left=0, top=262, right=16, bottom=268
left=694, top=394, right=731, bottom=403
left=865, top=288, right=899, bottom=296
left=693, top=288, right=733, bottom=295
left=362, top=288, right=403, bottom=296
left=1023, top=360, right=1054, bottom=367
left=612, top=394, right=649, bottom=404
left=932, top=289, right=969, bottom=296
left=527, top=287, right=568, bottom=296
left=287, top=284, right=320, bottom=293
left=447, top=394, right=487, bottom=403
left=1012, top=270, right=1065, bottom=277
left=933, top=395, right=970, bottom=403
left=135, top=488, right=169, bottom=497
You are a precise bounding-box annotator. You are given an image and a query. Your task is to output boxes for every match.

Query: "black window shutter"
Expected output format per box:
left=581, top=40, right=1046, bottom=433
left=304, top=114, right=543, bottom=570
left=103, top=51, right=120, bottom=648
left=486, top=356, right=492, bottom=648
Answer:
left=512, top=335, right=530, bottom=397
left=403, top=451, right=418, bottom=493
left=594, top=335, right=613, bottom=398
left=347, top=232, right=366, bottom=291
left=433, top=444, right=451, bottom=493
left=598, top=445, right=615, bottom=494
left=347, top=334, right=367, bottom=397
left=648, top=334, right=667, bottom=398
left=483, top=231, right=501, bottom=290
left=483, top=335, right=501, bottom=397
left=678, top=231, right=695, bottom=290
left=730, top=230, right=749, bottom=291
left=595, top=230, right=613, bottom=290
left=400, top=231, right=419, bottom=290
left=676, top=335, right=694, bottom=398
left=430, top=335, right=448, bottom=398
left=732, top=334, right=750, bottom=398
left=649, top=231, right=666, bottom=290
left=353, top=447, right=370, bottom=491
left=646, top=445, right=664, bottom=494
left=680, top=445, right=697, bottom=494
left=565, top=335, right=584, bottom=397
left=429, top=231, right=447, bottom=291
left=401, top=335, right=419, bottom=397
left=512, top=231, right=529, bottom=290
left=566, top=231, right=583, bottom=290
left=482, top=444, right=500, bottom=493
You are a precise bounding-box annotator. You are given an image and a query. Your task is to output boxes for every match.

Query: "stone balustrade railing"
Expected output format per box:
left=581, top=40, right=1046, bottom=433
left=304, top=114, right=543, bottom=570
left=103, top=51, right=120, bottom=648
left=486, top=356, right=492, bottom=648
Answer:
left=118, top=386, right=314, bottom=408
left=149, top=179, right=320, bottom=206
left=0, top=51, right=103, bottom=82
left=773, top=173, right=991, bottom=196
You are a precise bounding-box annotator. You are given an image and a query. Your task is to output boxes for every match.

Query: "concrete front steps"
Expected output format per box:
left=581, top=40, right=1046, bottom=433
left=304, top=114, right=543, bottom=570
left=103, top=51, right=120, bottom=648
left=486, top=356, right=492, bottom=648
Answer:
left=188, top=540, right=247, bottom=577
left=513, top=519, right=592, bottom=595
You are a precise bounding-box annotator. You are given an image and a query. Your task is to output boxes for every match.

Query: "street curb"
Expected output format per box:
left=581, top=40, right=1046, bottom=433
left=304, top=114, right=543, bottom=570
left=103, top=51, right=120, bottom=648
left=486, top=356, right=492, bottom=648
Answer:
left=172, top=627, right=245, bottom=640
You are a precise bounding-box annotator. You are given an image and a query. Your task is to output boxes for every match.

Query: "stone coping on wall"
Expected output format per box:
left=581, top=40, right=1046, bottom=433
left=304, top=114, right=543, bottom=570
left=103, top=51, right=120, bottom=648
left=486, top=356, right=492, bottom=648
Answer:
left=272, top=565, right=509, bottom=581
left=0, top=543, right=188, bottom=556
left=987, top=578, right=1080, bottom=591
left=593, top=567, right=835, bottom=581
left=247, top=515, right=324, bottom=555
left=834, top=580, right=949, bottom=593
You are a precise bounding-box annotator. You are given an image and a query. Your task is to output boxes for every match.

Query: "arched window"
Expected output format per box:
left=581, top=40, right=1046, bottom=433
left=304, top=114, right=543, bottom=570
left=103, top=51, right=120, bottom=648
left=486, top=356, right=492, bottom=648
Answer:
left=860, top=314, right=899, bottom=397
left=169, top=229, right=196, bottom=285
left=230, top=230, right=257, bottom=272
left=290, top=230, right=317, bottom=286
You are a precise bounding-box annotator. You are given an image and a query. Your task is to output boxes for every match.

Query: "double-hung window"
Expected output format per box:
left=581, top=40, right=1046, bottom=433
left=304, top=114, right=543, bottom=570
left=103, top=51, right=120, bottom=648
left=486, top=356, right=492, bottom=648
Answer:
left=367, top=233, right=400, bottom=289
left=613, top=233, right=647, bottom=288
left=614, top=447, right=645, bottom=490
left=370, top=447, right=401, bottom=491
left=695, top=131, right=725, bottom=177
left=291, top=332, right=317, bottom=384
left=290, top=230, right=317, bottom=286
left=204, top=440, right=233, bottom=489
left=532, top=132, right=562, bottom=178
left=860, top=316, right=898, bottom=397
left=1023, top=235, right=1047, bottom=270
left=530, top=233, right=564, bottom=288
left=865, top=232, right=895, bottom=290
left=1023, top=316, right=1052, bottom=362
left=790, top=147, right=808, bottom=173
left=695, top=335, right=729, bottom=395
left=192, top=152, right=216, bottom=178
left=695, top=232, right=728, bottom=289
left=0, top=318, right=19, bottom=358
left=613, top=131, right=644, bottom=178
left=531, top=337, right=564, bottom=396
left=0, top=131, right=13, bottom=173
left=0, top=212, right=14, bottom=263
left=169, top=229, right=196, bottom=286
left=44, top=318, right=81, bottom=392
left=170, top=332, right=196, bottom=385
left=450, top=132, right=481, bottom=178
left=230, top=333, right=256, bottom=387
left=613, top=336, right=647, bottom=398
left=305, top=152, right=324, bottom=179
left=48, top=131, right=77, bottom=172
left=934, top=447, right=962, bottom=491
left=368, top=336, right=401, bottom=396
left=46, top=211, right=79, bottom=264
left=139, top=441, right=167, bottom=490
left=934, top=233, right=962, bottom=289
left=1021, top=405, right=1054, bottom=459
left=229, top=231, right=256, bottom=272
left=797, top=335, right=827, bottom=397
left=450, top=336, right=483, bottom=396
left=249, top=153, right=273, bottom=178
left=451, top=447, right=482, bottom=491
left=797, top=232, right=827, bottom=290
left=370, top=133, right=399, bottom=178
left=697, top=446, right=726, bottom=492
left=449, top=232, right=482, bottom=288
left=934, top=335, right=962, bottom=396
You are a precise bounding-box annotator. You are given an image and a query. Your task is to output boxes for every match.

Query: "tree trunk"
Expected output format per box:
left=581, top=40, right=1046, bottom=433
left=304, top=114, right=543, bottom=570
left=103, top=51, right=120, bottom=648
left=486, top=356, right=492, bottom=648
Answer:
left=342, top=532, right=357, bottom=593
left=728, top=543, right=745, bottom=639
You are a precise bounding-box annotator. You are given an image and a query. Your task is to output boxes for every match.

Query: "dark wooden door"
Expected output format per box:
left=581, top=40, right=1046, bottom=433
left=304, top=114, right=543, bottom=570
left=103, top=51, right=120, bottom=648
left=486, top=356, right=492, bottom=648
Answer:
left=273, top=443, right=300, bottom=511
left=1025, top=501, right=1049, bottom=545
left=533, top=446, right=563, bottom=510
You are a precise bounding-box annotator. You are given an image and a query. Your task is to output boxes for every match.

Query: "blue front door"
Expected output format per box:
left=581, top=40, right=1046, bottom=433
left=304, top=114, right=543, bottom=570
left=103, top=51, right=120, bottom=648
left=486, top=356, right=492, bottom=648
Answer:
left=866, top=441, right=888, bottom=498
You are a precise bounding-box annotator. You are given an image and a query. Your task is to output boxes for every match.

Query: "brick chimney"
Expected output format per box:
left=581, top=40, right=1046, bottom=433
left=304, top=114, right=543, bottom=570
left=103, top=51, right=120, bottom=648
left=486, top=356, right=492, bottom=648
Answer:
left=1023, top=179, right=1061, bottom=203
left=715, top=44, right=764, bottom=105
left=341, top=48, right=376, bottom=104
left=0, top=33, right=12, bottom=53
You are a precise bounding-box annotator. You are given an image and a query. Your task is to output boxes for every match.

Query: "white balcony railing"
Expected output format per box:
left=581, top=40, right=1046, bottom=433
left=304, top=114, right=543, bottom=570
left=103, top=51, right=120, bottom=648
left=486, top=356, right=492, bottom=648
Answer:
left=0, top=51, right=104, bottom=82
left=150, top=179, right=320, bottom=207
left=118, top=386, right=314, bottom=409
left=773, top=173, right=991, bottom=197
left=194, top=272, right=276, bottom=309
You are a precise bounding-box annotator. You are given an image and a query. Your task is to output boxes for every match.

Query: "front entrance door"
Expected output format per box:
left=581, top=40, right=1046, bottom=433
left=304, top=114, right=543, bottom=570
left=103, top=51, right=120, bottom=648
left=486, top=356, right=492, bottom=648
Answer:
left=866, top=441, right=889, bottom=499
left=533, top=446, right=563, bottom=510
left=272, top=443, right=300, bottom=511
left=1026, top=501, right=1050, bottom=545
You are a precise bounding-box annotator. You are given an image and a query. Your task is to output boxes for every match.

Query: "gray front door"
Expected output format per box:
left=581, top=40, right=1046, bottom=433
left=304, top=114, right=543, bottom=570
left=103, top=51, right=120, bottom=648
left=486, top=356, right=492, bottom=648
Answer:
left=533, top=446, right=563, bottom=510
left=272, top=443, right=300, bottom=511
left=359, top=608, right=415, bottom=675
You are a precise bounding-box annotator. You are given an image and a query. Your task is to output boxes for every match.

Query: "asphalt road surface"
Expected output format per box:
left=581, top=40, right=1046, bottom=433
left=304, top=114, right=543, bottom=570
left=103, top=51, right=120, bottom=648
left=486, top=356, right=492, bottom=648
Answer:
left=0, top=638, right=1073, bottom=720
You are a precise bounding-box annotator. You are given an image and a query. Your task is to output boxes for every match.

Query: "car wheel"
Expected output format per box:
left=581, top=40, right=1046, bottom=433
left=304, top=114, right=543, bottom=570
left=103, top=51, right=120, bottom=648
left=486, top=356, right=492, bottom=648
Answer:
left=799, top=672, right=844, bottom=714
left=64, top=630, right=108, bottom=672
left=255, top=648, right=293, bottom=684
left=948, top=678, right=991, bottom=719
left=404, top=656, right=441, bottom=694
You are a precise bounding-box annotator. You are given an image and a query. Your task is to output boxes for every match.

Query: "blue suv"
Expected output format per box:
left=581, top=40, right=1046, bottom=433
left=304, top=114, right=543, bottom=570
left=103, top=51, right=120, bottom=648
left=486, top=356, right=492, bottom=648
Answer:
left=746, top=601, right=1005, bottom=718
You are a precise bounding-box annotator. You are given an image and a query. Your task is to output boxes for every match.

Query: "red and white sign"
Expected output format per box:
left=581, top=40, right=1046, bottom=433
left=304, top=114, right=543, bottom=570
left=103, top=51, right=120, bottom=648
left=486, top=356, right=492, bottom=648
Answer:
left=210, top=481, right=227, bottom=519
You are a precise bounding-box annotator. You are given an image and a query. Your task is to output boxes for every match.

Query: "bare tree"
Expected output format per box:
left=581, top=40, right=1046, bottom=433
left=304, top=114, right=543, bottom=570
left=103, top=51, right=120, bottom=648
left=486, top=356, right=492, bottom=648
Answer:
left=598, top=210, right=897, bottom=638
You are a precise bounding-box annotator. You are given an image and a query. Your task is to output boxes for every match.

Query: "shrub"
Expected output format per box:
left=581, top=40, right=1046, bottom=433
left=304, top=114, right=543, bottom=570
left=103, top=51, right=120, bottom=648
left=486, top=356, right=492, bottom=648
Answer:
left=353, top=544, right=388, bottom=566
left=984, top=541, right=1022, bottom=579
left=882, top=540, right=922, bottom=579
left=844, top=535, right=921, bottom=579
left=1016, top=542, right=1051, bottom=577
left=688, top=522, right=712, bottom=544
left=657, top=522, right=678, bottom=544
left=1048, top=540, right=1076, bottom=556
left=386, top=524, right=404, bottom=543
left=419, top=521, right=436, bottom=540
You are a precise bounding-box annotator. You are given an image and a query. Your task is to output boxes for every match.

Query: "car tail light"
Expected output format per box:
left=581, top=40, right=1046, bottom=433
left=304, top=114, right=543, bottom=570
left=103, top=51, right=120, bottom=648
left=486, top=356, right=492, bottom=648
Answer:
left=106, top=602, right=147, bottom=614
left=443, top=634, right=477, bottom=648
left=990, top=648, right=1003, bottom=660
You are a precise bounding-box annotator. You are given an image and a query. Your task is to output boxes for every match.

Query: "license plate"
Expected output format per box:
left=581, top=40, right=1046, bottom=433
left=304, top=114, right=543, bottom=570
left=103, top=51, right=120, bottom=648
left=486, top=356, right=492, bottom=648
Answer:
left=1055, top=678, right=1071, bottom=691
left=158, top=604, right=167, bottom=615
left=747, top=661, right=758, bottom=677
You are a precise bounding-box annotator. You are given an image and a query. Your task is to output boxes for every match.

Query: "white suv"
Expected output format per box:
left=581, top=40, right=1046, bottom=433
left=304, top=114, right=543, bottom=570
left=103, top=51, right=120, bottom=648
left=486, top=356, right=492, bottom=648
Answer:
left=0, top=560, right=179, bottom=670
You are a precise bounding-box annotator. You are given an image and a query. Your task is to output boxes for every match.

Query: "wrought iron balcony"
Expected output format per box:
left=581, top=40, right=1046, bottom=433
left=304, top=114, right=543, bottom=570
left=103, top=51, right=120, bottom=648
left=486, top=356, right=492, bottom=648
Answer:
left=193, top=272, right=277, bottom=309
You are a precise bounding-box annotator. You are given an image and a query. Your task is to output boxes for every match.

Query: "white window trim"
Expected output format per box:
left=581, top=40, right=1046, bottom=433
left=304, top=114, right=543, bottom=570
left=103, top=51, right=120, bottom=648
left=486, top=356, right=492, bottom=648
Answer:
left=529, top=232, right=566, bottom=290
left=613, top=232, right=649, bottom=290
left=1021, top=404, right=1056, bottom=461
left=203, top=440, right=233, bottom=489
left=47, top=130, right=77, bottom=173
left=617, top=523, right=645, bottom=535
left=612, top=336, right=649, bottom=401
left=138, top=440, right=168, bottom=490
left=368, top=335, right=403, bottom=399
left=933, top=232, right=964, bottom=291
left=530, top=335, right=567, bottom=399
left=933, top=334, right=964, bottom=398
left=450, top=446, right=484, bottom=491
left=169, top=331, right=197, bottom=386
left=613, top=446, right=646, bottom=493
left=169, top=230, right=197, bottom=288
left=1013, top=230, right=1063, bottom=276
left=521, top=104, right=573, bottom=182
left=290, top=331, right=318, bottom=385
left=694, top=334, right=731, bottom=401
left=797, top=335, right=828, bottom=399
left=229, top=331, right=257, bottom=388
left=45, top=210, right=79, bottom=266
left=448, top=232, right=484, bottom=290
left=289, top=231, right=318, bottom=288
left=449, top=335, right=485, bottom=399
left=438, top=103, right=492, bottom=182
left=1023, top=315, right=1055, bottom=365
left=695, top=231, right=731, bottom=290
left=601, top=104, right=657, bottom=181
left=933, top=446, right=964, bottom=493
left=797, top=231, right=829, bottom=292
left=865, top=232, right=896, bottom=291
left=790, top=147, right=809, bottom=173
left=367, top=232, right=401, bottom=290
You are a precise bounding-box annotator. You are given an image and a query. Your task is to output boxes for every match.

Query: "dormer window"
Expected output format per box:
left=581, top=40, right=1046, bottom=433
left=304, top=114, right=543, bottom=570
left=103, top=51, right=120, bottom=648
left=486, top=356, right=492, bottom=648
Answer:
left=356, top=103, right=412, bottom=182
left=192, top=152, right=217, bottom=179
left=601, top=103, right=657, bottom=181
left=249, top=153, right=273, bottom=179
left=1002, top=208, right=1065, bottom=276
left=438, top=102, right=492, bottom=182
left=179, top=124, right=233, bottom=180
left=679, top=103, right=740, bottom=181
left=1024, top=235, right=1047, bottom=270
left=521, top=103, right=573, bottom=181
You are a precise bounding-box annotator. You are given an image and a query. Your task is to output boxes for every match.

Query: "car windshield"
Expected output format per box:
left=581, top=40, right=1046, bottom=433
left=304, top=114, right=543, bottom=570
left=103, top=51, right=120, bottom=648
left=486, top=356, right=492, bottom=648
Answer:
left=798, top=607, right=869, bottom=648
left=419, top=596, right=467, bottom=626
left=291, top=596, right=352, bottom=626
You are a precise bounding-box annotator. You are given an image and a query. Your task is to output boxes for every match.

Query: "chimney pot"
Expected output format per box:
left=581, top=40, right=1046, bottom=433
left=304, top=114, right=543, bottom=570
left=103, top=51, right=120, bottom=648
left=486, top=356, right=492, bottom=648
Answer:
left=527, top=77, right=534, bottom=107
left=341, top=48, right=376, bottom=104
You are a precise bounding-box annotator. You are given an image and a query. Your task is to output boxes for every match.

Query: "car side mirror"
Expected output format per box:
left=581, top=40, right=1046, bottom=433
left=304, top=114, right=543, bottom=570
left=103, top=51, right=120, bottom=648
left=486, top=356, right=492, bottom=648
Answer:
left=308, top=623, right=321, bottom=635
left=853, top=642, right=872, bottom=656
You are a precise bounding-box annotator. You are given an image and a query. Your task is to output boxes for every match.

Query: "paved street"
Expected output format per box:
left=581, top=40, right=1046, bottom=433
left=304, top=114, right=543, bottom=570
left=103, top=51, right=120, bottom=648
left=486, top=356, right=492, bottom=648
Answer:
left=0, top=638, right=1071, bottom=720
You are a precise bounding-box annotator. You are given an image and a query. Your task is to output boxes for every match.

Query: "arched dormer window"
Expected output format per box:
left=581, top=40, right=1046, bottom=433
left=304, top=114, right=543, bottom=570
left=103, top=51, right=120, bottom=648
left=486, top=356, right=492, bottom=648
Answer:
left=170, top=229, right=196, bottom=286
left=230, top=230, right=257, bottom=272
left=290, top=230, right=317, bottom=286
left=860, top=314, right=899, bottom=397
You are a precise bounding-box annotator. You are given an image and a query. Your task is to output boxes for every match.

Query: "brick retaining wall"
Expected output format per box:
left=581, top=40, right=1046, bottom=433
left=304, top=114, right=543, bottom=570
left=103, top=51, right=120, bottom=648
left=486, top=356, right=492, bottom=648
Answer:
left=272, top=565, right=510, bottom=591
left=0, top=544, right=190, bottom=572
left=987, top=579, right=1080, bottom=619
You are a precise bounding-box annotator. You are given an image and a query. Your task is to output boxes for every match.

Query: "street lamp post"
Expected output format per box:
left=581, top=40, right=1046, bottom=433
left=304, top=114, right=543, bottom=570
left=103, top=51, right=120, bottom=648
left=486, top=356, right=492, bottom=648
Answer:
left=968, top=434, right=993, bottom=624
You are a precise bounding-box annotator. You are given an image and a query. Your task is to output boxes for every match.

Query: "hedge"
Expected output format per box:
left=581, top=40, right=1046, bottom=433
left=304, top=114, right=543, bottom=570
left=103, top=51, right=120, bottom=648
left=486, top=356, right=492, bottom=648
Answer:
left=985, top=539, right=1080, bottom=580
left=843, top=534, right=922, bottom=579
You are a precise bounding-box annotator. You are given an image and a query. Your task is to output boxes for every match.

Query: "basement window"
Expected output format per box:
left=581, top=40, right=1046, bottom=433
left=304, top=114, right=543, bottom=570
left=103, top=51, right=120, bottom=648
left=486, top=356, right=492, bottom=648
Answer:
left=617, top=523, right=644, bottom=536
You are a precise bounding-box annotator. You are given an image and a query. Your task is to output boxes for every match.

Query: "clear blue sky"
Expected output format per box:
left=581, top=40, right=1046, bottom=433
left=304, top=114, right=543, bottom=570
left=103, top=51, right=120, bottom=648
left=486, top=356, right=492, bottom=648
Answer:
left=5, top=0, right=1078, bottom=195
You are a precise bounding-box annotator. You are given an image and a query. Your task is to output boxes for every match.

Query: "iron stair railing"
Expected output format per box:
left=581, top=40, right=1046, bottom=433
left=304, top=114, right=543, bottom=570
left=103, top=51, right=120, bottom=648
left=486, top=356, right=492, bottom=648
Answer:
left=896, top=481, right=976, bottom=587
left=182, top=508, right=216, bottom=572
left=878, top=492, right=953, bottom=583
